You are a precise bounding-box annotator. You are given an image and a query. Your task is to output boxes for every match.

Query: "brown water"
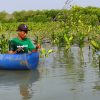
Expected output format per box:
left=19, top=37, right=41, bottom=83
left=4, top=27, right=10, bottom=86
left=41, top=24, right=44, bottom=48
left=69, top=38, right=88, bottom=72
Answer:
left=0, top=45, right=100, bottom=100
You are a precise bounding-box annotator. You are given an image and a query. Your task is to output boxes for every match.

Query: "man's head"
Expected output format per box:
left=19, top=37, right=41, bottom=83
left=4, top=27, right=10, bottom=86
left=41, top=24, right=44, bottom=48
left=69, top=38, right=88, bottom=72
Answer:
left=17, top=24, right=30, bottom=33
left=17, top=24, right=30, bottom=40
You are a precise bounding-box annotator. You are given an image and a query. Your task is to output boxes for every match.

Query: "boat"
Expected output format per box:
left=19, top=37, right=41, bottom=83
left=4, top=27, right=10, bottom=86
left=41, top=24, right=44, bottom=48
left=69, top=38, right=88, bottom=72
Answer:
left=0, top=52, right=39, bottom=70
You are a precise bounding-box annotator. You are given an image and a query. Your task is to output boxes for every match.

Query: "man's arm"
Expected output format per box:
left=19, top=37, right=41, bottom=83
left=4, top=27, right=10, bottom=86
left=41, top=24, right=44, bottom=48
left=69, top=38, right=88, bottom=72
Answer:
left=8, top=40, right=23, bottom=54
left=8, top=47, right=24, bottom=54
left=8, top=40, right=15, bottom=54
left=8, top=50, right=15, bottom=54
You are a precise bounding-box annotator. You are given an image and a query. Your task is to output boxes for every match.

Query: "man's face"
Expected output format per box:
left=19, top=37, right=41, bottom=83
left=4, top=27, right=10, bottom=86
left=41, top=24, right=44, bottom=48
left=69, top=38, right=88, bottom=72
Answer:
left=18, top=31, right=27, bottom=40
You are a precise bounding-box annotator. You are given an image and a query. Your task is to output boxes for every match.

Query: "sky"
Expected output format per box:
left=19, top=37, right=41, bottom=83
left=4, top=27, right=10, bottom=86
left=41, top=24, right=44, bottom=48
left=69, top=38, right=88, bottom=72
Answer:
left=0, top=0, right=100, bottom=13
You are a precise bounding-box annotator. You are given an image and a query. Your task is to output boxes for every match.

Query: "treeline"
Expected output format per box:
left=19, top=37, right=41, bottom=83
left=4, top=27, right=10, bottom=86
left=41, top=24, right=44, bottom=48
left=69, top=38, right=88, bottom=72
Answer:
left=0, top=6, right=100, bottom=26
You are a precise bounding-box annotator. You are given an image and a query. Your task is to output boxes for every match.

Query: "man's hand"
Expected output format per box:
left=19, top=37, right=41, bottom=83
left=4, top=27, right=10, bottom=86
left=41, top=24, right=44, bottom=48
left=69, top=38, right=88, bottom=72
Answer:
left=36, top=44, right=41, bottom=49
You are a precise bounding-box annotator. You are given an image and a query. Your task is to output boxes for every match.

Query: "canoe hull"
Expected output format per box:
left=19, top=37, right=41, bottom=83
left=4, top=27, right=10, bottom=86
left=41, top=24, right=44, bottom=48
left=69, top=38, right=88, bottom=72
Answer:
left=0, top=52, right=39, bottom=70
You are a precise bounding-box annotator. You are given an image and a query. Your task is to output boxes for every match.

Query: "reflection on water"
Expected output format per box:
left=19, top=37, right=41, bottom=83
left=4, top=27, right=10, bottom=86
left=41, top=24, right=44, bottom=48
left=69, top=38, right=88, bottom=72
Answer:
left=0, top=70, right=40, bottom=100
left=1, top=45, right=100, bottom=100
left=37, top=45, right=100, bottom=100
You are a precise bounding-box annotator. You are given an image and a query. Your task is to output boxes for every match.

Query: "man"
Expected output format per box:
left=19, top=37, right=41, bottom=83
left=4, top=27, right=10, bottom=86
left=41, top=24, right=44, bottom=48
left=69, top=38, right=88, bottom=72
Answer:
left=9, top=24, right=37, bottom=54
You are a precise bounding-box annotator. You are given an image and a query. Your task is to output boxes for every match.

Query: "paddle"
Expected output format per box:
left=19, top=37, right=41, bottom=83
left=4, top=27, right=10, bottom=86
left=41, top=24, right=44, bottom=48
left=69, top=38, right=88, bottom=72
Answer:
left=14, top=47, right=24, bottom=54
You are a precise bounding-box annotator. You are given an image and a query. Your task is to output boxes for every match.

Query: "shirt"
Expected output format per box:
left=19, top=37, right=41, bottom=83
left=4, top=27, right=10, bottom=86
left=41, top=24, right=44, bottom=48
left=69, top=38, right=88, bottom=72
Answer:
left=9, top=37, right=36, bottom=53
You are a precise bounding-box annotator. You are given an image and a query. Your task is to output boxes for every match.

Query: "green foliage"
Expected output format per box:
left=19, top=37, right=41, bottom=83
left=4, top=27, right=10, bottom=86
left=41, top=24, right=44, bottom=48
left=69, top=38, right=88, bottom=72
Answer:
left=0, top=11, right=8, bottom=22
left=64, top=34, right=73, bottom=50
left=0, top=34, right=9, bottom=53
left=76, top=32, right=85, bottom=48
left=0, top=6, right=100, bottom=24
left=90, top=40, right=100, bottom=51
left=40, top=48, right=54, bottom=57
left=0, top=6, right=100, bottom=54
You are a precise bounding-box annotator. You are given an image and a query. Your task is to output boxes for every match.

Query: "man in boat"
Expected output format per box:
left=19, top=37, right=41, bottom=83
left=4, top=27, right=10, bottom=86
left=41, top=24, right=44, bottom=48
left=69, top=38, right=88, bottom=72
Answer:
left=8, top=24, right=40, bottom=54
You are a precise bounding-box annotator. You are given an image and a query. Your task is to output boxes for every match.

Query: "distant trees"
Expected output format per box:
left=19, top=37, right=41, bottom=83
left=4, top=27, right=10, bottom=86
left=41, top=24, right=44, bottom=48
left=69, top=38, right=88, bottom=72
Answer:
left=0, top=11, right=8, bottom=22
left=0, top=6, right=100, bottom=26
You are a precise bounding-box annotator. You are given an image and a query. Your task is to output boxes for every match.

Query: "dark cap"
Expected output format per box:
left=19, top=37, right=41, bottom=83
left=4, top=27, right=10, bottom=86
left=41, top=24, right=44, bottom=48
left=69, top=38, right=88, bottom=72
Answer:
left=16, top=24, right=30, bottom=31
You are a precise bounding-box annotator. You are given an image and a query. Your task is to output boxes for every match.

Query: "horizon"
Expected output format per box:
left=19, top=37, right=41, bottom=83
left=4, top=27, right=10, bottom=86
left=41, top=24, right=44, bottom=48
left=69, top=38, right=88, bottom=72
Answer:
left=0, top=0, right=100, bottom=13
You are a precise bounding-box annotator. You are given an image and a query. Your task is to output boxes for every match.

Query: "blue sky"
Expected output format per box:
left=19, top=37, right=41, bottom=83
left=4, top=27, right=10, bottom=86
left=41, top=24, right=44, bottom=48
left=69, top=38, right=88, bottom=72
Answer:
left=0, top=0, right=100, bottom=13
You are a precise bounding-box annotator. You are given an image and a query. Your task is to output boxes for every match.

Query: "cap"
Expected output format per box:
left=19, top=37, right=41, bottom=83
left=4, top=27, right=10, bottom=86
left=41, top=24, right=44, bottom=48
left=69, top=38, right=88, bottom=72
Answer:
left=16, top=24, right=30, bottom=31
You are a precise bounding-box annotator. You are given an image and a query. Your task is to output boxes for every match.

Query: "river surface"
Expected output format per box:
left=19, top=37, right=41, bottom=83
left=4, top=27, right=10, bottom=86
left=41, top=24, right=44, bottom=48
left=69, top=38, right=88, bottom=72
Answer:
left=0, top=44, right=100, bottom=100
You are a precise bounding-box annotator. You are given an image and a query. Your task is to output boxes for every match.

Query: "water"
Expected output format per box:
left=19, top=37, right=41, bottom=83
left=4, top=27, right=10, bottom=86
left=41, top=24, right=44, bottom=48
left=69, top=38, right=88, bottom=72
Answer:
left=0, top=45, right=100, bottom=100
